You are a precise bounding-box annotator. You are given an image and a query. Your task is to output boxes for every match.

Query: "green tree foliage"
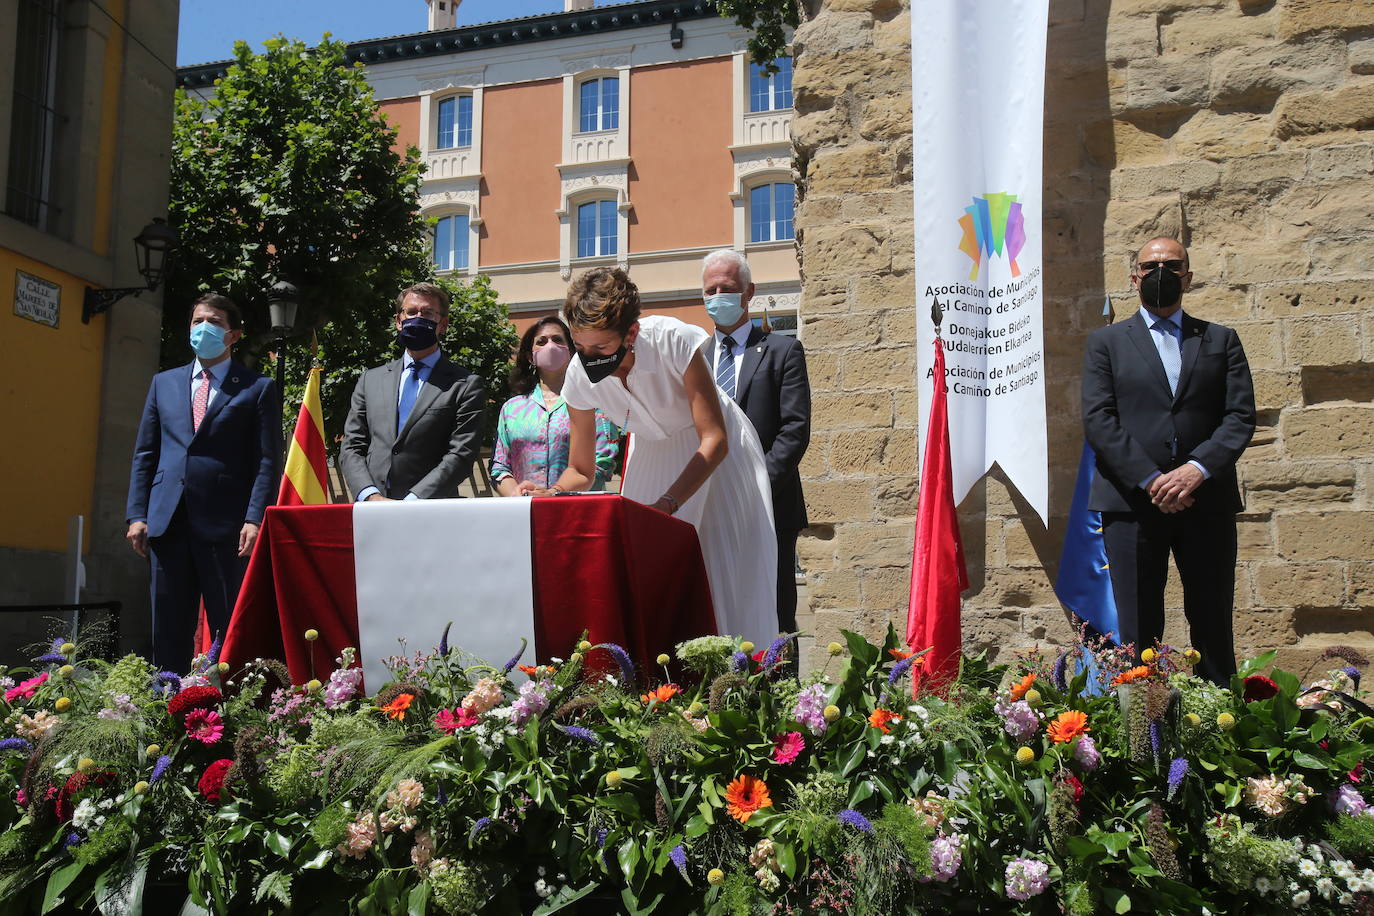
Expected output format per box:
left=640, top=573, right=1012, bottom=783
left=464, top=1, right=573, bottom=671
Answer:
left=716, top=0, right=800, bottom=68
left=166, top=36, right=516, bottom=444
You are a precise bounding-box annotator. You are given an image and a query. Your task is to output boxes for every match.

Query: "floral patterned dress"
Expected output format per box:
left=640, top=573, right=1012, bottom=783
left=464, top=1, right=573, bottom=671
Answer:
left=489, top=384, right=620, bottom=490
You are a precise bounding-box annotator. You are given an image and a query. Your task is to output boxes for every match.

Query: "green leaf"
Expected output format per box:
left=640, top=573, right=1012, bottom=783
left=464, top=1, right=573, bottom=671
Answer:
left=775, top=842, right=797, bottom=879
left=43, top=862, right=86, bottom=913
left=617, top=838, right=641, bottom=883
left=1103, top=888, right=1132, bottom=914
left=265, top=832, right=293, bottom=857
left=407, top=881, right=431, bottom=916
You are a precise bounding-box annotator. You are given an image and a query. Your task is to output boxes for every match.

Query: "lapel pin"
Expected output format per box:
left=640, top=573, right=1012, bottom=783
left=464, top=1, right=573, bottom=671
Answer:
left=756, top=346, right=763, bottom=352
left=231, top=376, right=239, bottom=383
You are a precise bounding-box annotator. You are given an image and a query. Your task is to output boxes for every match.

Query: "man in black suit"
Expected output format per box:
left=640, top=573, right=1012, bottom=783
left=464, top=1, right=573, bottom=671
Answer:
left=1082, top=237, right=1256, bottom=685
left=126, top=293, right=281, bottom=669
left=341, top=282, right=486, bottom=501
left=699, top=249, right=812, bottom=635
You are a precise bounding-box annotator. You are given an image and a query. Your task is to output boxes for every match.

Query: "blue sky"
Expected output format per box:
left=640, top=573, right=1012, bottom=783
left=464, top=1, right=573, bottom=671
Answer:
left=178, top=0, right=565, bottom=66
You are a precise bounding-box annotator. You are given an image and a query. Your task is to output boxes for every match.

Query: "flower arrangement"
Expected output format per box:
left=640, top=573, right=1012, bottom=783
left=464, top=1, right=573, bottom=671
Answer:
left=1, top=629, right=1373, bottom=915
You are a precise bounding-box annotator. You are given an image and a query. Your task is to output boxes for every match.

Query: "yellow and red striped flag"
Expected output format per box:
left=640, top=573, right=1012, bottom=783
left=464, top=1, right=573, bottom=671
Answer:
left=278, top=366, right=329, bottom=506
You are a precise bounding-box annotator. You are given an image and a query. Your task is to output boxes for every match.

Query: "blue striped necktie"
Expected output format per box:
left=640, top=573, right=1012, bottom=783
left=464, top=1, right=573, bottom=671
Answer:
left=716, top=335, right=737, bottom=399
left=1152, top=318, right=1181, bottom=395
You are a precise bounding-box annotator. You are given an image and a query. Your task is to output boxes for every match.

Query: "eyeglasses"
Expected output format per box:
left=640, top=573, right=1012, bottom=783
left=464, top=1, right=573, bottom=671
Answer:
left=403, top=309, right=443, bottom=321
left=1138, top=259, right=1186, bottom=273
left=533, top=335, right=567, bottom=346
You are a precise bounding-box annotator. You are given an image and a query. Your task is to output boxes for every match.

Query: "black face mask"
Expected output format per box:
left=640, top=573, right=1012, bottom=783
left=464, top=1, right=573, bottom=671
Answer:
left=1138, top=265, right=1183, bottom=311
left=579, top=343, right=627, bottom=383
left=399, top=317, right=439, bottom=352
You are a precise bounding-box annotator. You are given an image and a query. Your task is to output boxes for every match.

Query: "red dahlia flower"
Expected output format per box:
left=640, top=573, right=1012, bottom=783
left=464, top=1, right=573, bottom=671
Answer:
left=168, top=685, right=223, bottom=719
left=1242, top=675, right=1279, bottom=702
left=197, top=759, right=234, bottom=804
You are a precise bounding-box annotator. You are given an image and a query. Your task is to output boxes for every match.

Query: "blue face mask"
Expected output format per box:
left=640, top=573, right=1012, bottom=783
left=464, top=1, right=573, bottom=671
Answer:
left=190, top=322, right=228, bottom=360
left=704, top=292, right=744, bottom=328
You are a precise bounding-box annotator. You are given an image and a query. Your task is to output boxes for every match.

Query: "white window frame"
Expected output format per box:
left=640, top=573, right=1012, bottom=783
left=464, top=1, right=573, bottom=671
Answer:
left=748, top=56, right=793, bottom=113
left=746, top=180, right=796, bottom=244
left=433, top=92, right=475, bottom=151
left=424, top=205, right=480, bottom=278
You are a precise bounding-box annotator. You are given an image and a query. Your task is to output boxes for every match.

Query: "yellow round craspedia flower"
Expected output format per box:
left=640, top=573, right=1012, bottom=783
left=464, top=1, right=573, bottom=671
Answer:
left=1024, top=689, right=1043, bottom=708
left=1015, top=746, right=1036, bottom=765
left=578, top=640, right=592, bottom=652
left=707, top=869, right=725, bottom=886
left=828, top=641, right=844, bottom=657
left=657, top=654, right=671, bottom=666
left=1141, top=648, right=1157, bottom=664
left=1185, top=649, right=1201, bottom=665
left=570, top=652, right=583, bottom=665
left=54, top=697, right=72, bottom=713
left=58, top=665, right=74, bottom=679
left=304, top=629, right=319, bottom=642
left=78, top=758, right=95, bottom=774
left=1217, top=712, right=1236, bottom=731
left=1184, top=713, right=1202, bottom=728
left=216, top=662, right=230, bottom=674
left=687, top=701, right=705, bottom=716
left=823, top=704, right=841, bottom=722
left=306, top=679, right=322, bottom=693
left=740, top=641, right=755, bottom=654
left=60, top=643, right=76, bottom=656
left=146, top=744, right=160, bottom=756
left=134, top=781, right=150, bottom=796
left=605, top=771, right=623, bottom=789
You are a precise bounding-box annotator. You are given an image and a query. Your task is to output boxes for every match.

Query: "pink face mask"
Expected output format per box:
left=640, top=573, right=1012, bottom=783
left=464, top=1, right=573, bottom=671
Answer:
left=533, top=342, right=571, bottom=372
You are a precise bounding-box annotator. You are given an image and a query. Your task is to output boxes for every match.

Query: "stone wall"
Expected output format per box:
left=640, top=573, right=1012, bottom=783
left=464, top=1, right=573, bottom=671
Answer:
left=791, top=0, right=1374, bottom=673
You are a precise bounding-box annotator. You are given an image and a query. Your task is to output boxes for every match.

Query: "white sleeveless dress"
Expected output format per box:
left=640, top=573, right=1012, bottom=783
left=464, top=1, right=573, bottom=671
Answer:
left=562, top=315, right=778, bottom=644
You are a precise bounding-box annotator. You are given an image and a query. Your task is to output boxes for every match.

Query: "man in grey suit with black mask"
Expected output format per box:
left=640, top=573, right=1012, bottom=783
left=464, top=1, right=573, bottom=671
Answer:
left=341, top=282, right=486, bottom=501
left=1082, top=237, right=1255, bottom=685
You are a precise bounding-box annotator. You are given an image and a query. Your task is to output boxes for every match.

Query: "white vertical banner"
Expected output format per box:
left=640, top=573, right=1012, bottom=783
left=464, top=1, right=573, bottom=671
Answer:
left=912, top=1, right=1049, bottom=524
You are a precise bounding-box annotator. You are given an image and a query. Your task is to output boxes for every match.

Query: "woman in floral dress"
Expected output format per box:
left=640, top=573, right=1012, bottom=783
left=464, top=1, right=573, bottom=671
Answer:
left=489, top=315, right=620, bottom=495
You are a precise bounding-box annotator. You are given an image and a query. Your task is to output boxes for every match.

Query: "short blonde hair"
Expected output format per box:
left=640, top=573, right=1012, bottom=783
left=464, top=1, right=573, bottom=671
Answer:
left=563, top=267, right=641, bottom=334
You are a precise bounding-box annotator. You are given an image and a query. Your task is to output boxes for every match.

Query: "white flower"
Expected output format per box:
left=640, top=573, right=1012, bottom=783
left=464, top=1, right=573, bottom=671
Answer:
left=1307, top=844, right=1325, bottom=864
left=1339, top=893, right=1353, bottom=906
left=1299, top=859, right=1320, bottom=877
left=880, top=734, right=895, bottom=745
left=1292, top=890, right=1310, bottom=906
left=534, top=879, right=552, bottom=899
left=72, top=798, right=99, bottom=830
left=1348, top=876, right=1364, bottom=893
left=1255, top=877, right=1272, bottom=894
left=1333, top=860, right=1355, bottom=879
left=1316, top=877, right=1336, bottom=898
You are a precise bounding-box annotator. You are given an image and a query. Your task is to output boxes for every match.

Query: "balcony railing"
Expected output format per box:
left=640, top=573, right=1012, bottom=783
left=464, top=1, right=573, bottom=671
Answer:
left=425, top=146, right=478, bottom=180
left=741, top=109, right=792, bottom=147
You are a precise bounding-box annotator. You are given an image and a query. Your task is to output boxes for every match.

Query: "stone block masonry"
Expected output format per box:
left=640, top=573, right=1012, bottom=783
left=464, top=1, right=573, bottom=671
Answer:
left=790, top=0, right=1374, bottom=674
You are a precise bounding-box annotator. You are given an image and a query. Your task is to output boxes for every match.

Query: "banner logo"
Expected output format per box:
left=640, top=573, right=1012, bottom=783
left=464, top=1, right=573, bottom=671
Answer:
left=957, top=192, right=1027, bottom=281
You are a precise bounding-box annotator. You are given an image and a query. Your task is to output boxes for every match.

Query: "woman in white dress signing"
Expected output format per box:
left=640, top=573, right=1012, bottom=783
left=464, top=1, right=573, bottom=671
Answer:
left=539, top=267, right=778, bottom=645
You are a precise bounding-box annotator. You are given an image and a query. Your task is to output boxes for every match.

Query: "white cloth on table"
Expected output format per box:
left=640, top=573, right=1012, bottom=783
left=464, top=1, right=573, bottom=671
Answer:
left=563, top=315, right=778, bottom=644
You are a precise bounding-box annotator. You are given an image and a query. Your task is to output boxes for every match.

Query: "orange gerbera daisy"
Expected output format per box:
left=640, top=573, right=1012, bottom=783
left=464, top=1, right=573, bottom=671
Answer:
left=868, top=707, right=902, bottom=734
left=889, top=648, right=916, bottom=661
left=641, top=684, right=681, bottom=705
left=380, top=693, right=415, bottom=721
left=1112, top=665, right=1151, bottom=687
left=1009, top=672, right=1037, bottom=701
left=1047, top=709, right=1090, bottom=744
left=724, top=774, right=773, bottom=823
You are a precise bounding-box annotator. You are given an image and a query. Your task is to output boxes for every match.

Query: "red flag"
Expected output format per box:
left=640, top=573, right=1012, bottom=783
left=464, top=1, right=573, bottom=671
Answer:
left=907, top=336, right=969, bottom=694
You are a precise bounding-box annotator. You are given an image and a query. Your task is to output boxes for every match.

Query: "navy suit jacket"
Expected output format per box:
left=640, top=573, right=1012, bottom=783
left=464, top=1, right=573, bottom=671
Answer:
left=703, top=324, right=812, bottom=533
left=126, top=360, right=282, bottom=541
left=1082, top=310, right=1255, bottom=515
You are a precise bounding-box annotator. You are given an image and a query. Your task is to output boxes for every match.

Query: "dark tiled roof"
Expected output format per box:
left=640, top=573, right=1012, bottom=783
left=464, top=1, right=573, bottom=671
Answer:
left=178, top=0, right=720, bottom=88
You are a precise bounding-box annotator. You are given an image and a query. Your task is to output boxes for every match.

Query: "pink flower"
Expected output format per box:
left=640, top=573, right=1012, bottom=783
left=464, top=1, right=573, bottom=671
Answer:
left=4, top=672, right=49, bottom=704
left=184, top=708, right=225, bottom=745
left=772, top=731, right=805, bottom=765
left=434, top=707, right=480, bottom=733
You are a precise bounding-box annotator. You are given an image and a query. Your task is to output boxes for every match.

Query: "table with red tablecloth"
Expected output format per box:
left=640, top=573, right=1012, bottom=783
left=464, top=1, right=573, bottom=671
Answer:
left=220, top=495, right=717, bottom=684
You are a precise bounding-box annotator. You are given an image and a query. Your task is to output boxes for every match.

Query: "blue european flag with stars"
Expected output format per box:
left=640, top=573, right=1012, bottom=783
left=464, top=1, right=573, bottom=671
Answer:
left=1054, top=442, right=1119, bottom=645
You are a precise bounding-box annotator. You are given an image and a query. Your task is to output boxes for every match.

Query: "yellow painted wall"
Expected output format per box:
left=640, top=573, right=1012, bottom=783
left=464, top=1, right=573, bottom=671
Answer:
left=0, top=249, right=106, bottom=552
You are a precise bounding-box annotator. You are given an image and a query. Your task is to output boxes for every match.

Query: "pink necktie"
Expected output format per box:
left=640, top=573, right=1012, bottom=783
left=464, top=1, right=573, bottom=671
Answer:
left=192, top=369, right=211, bottom=431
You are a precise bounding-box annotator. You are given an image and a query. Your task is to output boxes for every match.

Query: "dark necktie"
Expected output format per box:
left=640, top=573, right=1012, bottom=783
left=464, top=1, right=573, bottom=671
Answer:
left=716, top=335, right=737, bottom=399
left=397, top=362, right=425, bottom=433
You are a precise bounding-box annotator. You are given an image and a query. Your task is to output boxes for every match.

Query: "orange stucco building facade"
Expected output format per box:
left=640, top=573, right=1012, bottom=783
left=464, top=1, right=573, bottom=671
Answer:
left=358, top=0, right=801, bottom=338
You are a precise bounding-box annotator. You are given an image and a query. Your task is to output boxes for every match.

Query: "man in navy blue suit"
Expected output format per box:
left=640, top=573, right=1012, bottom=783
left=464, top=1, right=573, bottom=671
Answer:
left=699, top=249, right=812, bottom=637
left=1082, top=237, right=1255, bottom=685
left=126, top=293, right=281, bottom=670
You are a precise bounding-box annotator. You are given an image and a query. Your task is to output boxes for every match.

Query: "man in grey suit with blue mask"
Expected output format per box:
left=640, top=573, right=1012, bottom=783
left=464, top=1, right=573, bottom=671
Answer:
left=126, top=293, right=281, bottom=670
left=340, top=282, right=486, bottom=503
left=700, top=249, right=812, bottom=638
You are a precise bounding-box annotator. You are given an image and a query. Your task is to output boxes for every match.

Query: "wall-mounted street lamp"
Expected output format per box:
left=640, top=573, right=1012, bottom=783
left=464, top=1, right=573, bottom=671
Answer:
left=82, top=218, right=179, bottom=323
left=267, top=279, right=300, bottom=403
left=670, top=21, right=684, bottom=49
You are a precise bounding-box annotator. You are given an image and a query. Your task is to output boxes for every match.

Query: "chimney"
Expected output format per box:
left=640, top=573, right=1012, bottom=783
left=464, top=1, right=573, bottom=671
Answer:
left=565, top=0, right=594, bottom=10
left=426, top=0, right=458, bottom=31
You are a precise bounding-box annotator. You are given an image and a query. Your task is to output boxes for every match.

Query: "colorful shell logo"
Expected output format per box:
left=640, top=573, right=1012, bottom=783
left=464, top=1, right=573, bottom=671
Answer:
left=957, top=192, right=1026, bottom=281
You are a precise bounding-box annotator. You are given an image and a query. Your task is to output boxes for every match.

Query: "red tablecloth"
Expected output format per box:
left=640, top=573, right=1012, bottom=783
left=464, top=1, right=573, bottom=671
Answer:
left=220, top=495, right=717, bottom=683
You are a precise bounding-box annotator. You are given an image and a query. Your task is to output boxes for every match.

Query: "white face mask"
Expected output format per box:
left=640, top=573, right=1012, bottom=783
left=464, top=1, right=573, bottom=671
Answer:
left=704, top=292, right=744, bottom=327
